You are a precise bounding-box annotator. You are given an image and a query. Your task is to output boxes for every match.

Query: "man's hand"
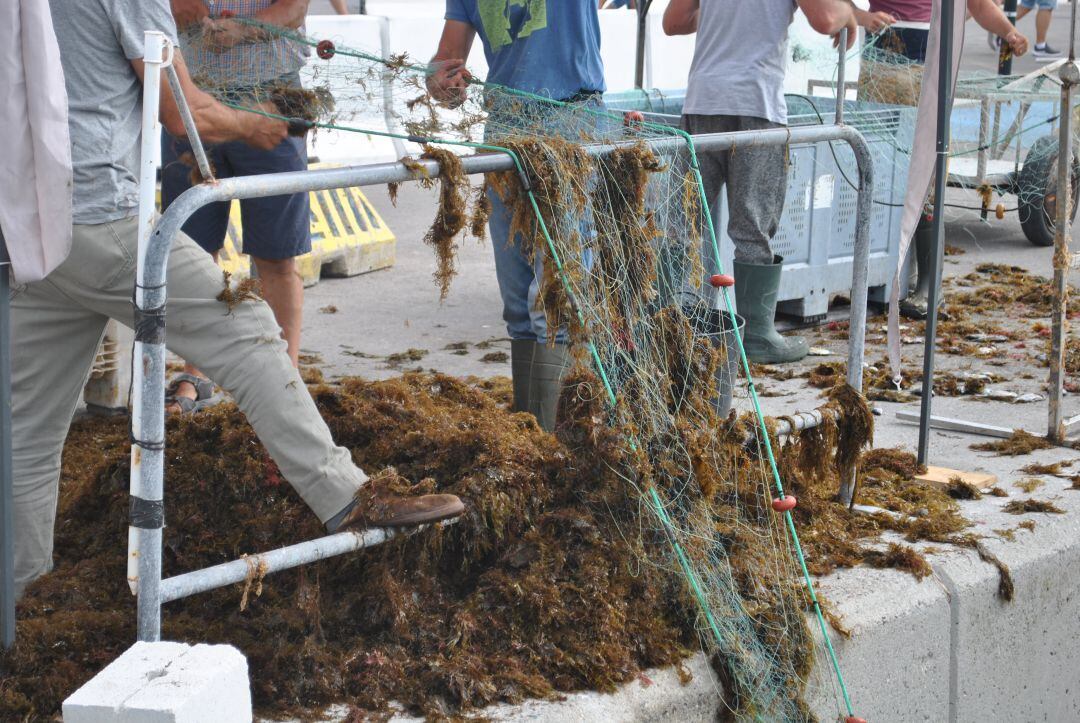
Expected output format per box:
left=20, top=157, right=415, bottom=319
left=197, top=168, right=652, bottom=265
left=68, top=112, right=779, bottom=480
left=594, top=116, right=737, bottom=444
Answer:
left=244, top=108, right=289, bottom=150
left=172, top=0, right=209, bottom=29
left=426, top=59, right=471, bottom=107
left=832, top=14, right=859, bottom=49
left=1004, top=29, right=1029, bottom=57
left=861, top=10, right=897, bottom=33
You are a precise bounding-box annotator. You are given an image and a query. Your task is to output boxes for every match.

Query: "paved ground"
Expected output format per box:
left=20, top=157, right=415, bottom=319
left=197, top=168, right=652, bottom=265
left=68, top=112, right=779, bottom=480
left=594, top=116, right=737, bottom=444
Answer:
left=290, top=3, right=1080, bottom=467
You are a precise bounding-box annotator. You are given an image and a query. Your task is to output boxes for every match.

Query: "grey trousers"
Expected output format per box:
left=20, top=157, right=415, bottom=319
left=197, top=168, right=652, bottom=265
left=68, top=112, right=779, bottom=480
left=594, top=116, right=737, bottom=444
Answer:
left=10, top=215, right=366, bottom=597
left=681, top=114, right=787, bottom=265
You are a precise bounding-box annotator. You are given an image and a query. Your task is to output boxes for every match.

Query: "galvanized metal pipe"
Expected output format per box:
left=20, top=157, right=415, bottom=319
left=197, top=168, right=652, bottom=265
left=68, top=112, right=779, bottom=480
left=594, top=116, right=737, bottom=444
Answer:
left=165, top=63, right=214, bottom=183
left=774, top=410, right=826, bottom=439
left=917, top=0, right=956, bottom=467
left=0, top=232, right=14, bottom=649
left=133, top=31, right=170, bottom=642
left=137, top=121, right=875, bottom=639
left=835, top=28, right=847, bottom=125
left=160, top=527, right=415, bottom=603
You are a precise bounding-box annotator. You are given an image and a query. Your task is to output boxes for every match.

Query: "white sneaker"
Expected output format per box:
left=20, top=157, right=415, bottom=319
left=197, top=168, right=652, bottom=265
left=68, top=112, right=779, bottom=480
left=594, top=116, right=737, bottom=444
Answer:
left=1034, top=44, right=1063, bottom=61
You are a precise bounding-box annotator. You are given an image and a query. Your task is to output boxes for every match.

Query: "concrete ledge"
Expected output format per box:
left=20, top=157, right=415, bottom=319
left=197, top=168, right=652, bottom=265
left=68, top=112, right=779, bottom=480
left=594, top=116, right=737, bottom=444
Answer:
left=64, top=641, right=251, bottom=723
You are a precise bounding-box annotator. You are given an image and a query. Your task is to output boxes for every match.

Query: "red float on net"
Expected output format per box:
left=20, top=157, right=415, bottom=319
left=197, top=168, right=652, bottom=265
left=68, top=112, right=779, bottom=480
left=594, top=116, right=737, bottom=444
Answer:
left=709, top=274, right=734, bottom=288
left=771, top=495, right=797, bottom=513
left=316, top=39, right=336, bottom=60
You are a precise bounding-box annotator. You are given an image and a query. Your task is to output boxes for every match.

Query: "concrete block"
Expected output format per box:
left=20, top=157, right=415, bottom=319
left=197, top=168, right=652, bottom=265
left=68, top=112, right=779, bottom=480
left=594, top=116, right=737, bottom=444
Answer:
left=64, top=641, right=251, bottom=723
left=807, top=564, right=952, bottom=722
left=933, top=479, right=1080, bottom=723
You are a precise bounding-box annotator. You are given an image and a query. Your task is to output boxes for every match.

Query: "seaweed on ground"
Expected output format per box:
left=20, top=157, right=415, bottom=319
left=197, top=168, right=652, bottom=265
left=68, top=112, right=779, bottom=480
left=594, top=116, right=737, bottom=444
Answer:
left=1003, top=498, right=1065, bottom=514
left=972, top=430, right=1054, bottom=456
left=0, top=374, right=693, bottom=720
left=862, top=543, right=932, bottom=579
left=947, top=478, right=983, bottom=500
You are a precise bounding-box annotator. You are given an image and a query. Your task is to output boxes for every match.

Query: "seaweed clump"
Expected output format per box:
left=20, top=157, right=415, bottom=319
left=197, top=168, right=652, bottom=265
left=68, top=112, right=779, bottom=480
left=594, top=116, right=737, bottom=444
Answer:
left=1003, top=498, right=1065, bottom=515
left=0, top=373, right=696, bottom=720
left=972, top=430, right=1054, bottom=456
left=419, top=145, right=468, bottom=298
left=216, top=270, right=261, bottom=313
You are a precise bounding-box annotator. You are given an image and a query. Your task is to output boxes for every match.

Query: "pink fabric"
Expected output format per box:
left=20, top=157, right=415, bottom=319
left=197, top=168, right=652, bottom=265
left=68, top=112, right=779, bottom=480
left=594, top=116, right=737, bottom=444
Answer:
left=870, top=0, right=933, bottom=22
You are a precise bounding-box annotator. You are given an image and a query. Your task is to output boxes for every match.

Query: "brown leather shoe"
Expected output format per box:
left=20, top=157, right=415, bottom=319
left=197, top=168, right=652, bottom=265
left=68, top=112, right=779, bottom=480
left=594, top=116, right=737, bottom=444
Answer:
left=335, top=479, right=464, bottom=531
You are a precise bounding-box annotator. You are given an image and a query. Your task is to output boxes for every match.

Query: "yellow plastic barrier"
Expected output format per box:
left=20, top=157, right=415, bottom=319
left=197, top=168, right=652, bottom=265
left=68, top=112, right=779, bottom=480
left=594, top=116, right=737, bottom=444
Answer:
left=214, top=165, right=396, bottom=286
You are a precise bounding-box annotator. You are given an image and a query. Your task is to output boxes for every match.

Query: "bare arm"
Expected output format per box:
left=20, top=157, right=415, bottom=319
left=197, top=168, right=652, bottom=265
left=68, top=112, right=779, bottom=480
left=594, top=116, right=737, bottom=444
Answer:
left=131, top=52, right=288, bottom=149
left=251, top=0, right=310, bottom=30
left=968, top=0, right=1028, bottom=55
left=848, top=1, right=897, bottom=33
left=329, top=0, right=350, bottom=14
left=193, top=0, right=310, bottom=50
left=427, top=20, right=476, bottom=107
left=171, top=0, right=209, bottom=29
left=798, top=0, right=858, bottom=48
left=662, top=0, right=699, bottom=35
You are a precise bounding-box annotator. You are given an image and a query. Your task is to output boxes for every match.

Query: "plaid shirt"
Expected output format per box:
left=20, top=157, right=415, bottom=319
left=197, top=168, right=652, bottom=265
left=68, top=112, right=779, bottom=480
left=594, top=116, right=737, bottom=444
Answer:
left=182, top=0, right=308, bottom=88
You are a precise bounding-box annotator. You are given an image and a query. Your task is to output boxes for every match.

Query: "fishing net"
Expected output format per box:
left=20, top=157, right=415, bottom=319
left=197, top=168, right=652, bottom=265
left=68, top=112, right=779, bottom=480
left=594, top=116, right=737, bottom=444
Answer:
left=854, top=36, right=1080, bottom=249
left=170, top=19, right=871, bottom=721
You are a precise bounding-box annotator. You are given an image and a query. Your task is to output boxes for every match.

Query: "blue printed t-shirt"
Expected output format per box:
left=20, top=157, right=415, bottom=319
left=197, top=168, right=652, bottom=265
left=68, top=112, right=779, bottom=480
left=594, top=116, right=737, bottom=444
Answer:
left=445, top=0, right=605, bottom=100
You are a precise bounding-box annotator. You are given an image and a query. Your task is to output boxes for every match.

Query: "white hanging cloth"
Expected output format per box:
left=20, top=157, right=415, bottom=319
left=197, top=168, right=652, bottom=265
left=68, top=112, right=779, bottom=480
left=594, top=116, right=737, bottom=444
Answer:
left=0, top=0, right=72, bottom=283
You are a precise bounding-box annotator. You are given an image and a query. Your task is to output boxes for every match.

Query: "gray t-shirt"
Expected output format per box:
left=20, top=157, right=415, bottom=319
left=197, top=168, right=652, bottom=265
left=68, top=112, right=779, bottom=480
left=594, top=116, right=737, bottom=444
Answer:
left=683, top=0, right=797, bottom=124
left=49, top=0, right=178, bottom=224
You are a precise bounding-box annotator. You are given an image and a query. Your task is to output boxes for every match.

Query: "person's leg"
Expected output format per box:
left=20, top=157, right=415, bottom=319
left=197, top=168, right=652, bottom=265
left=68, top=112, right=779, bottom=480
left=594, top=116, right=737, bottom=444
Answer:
left=9, top=232, right=113, bottom=596
left=62, top=216, right=363, bottom=522
left=230, top=135, right=311, bottom=367
left=161, top=132, right=232, bottom=408
left=726, top=118, right=785, bottom=265
left=680, top=114, right=734, bottom=307
left=726, top=116, right=807, bottom=364
left=1036, top=7, right=1053, bottom=45
left=488, top=184, right=540, bottom=412
left=250, top=256, right=303, bottom=367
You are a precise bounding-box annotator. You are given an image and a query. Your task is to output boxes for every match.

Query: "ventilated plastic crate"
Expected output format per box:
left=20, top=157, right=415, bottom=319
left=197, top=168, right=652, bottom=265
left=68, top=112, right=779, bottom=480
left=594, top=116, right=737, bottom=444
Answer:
left=606, top=91, right=916, bottom=322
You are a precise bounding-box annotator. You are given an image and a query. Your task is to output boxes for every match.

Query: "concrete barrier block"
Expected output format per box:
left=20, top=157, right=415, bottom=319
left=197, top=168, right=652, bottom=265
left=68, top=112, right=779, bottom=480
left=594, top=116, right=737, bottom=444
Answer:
left=63, top=642, right=188, bottom=723
left=63, top=642, right=251, bottom=723
left=934, top=481, right=1080, bottom=723
left=808, top=564, right=952, bottom=722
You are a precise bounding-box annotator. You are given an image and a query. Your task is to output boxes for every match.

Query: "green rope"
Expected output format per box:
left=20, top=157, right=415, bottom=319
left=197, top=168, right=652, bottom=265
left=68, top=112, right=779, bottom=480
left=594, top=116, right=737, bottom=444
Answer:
left=217, top=29, right=854, bottom=715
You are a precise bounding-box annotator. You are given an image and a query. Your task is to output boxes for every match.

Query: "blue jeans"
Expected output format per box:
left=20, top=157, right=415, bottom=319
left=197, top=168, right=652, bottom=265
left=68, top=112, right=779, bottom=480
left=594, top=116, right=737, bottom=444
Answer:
left=485, top=96, right=610, bottom=343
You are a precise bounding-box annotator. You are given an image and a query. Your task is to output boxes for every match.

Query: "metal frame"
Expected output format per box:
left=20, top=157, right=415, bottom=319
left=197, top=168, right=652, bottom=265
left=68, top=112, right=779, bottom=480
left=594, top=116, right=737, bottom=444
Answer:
left=1048, top=1, right=1079, bottom=442
left=131, top=32, right=876, bottom=641
left=0, top=230, right=13, bottom=650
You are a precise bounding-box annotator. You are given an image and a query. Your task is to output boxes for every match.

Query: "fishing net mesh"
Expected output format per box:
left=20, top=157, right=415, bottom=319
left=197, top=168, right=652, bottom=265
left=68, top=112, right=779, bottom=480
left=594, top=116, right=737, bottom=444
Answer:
left=159, top=20, right=962, bottom=720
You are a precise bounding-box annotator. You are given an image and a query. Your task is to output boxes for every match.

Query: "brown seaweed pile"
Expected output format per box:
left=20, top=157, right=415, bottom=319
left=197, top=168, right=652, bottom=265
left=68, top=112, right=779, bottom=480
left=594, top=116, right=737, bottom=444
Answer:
left=972, top=430, right=1054, bottom=456
left=0, top=370, right=1008, bottom=720
left=1, top=374, right=693, bottom=720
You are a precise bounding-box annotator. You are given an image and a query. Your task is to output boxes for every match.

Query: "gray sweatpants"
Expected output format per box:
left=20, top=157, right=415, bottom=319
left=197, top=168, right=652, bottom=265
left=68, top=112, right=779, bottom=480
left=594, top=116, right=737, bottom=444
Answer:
left=681, top=114, right=787, bottom=265
left=10, top=215, right=366, bottom=598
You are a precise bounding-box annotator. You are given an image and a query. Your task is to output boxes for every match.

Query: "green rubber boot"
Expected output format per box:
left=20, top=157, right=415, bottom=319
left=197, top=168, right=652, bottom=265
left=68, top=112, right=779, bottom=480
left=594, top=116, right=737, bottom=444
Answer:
left=899, top=217, right=935, bottom=320
left=528, top=342, right=570, bottom=432
left=733, top=255, right=808, bottom=364
left=510, top=339, right=535, bottom=413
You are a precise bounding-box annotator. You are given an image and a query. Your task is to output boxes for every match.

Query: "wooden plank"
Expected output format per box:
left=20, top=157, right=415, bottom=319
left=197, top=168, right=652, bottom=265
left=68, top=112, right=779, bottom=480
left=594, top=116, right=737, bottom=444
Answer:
left=915, top=465, right=998, bottom=489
